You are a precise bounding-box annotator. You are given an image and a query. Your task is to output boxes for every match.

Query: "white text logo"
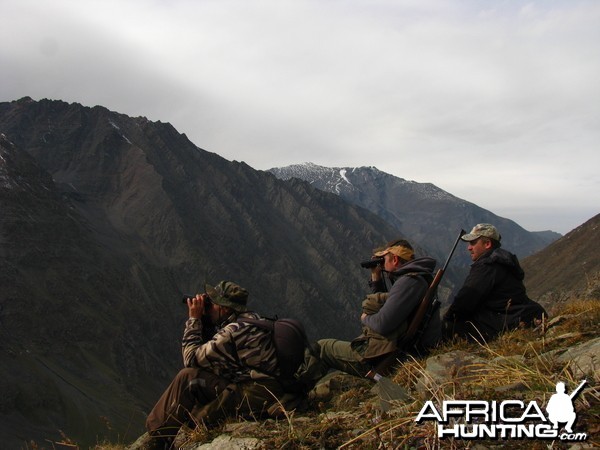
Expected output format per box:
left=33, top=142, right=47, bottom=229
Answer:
left=416, top=380, right=588, bottom=442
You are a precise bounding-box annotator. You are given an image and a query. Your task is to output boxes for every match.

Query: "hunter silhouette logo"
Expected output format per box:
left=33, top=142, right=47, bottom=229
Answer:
left=546, top=380, right=586, bottom=434
left=415, top=380, right=589, bottom=442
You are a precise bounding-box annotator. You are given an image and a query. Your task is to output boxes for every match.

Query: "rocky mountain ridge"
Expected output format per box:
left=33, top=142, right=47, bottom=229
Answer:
left=269, top=162, right=560, bottom=257
left=269, top=162, right=563, bottom=303
left=0, top=97, right=400, bottom=447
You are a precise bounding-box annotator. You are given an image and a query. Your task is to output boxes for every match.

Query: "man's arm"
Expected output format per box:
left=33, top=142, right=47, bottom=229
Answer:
left=183, top=325, right=238, bottom=369
left=362, top=277, right=425, bottom=335
left=368, top=264, right=387, bottom=293
left=181, top=317, right=206, bottom=367
left=181, top=295, right=209, bottom=366
left=444, top=264, right=496, bottom=320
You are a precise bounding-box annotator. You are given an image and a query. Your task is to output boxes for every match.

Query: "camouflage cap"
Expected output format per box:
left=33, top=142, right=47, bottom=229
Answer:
left=461, top=223, right=501, bottom=242
left=204, top=281, right=248, bottom=312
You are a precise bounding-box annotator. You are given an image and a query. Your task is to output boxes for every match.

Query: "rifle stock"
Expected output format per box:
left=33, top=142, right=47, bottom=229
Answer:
left=404, top=270, right=442, bottom=339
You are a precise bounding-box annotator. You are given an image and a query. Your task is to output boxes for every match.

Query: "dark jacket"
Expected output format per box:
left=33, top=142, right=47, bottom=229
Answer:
left=362, top=257, right=441, bottom=354
left=444, top=248, right=547, bottom=339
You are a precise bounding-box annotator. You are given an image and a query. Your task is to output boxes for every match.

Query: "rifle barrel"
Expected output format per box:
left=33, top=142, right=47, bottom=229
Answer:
left=441, top=229, right=466, bottom=272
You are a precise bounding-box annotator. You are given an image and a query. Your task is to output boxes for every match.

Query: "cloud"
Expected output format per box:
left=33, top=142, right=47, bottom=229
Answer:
left=1, top=0, right=599, bottom=233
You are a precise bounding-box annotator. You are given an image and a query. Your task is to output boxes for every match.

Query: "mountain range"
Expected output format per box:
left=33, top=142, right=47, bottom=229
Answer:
left=0, top=97, right=401, bottom=447
left=269, top=162, right=561, bottom=295
left=268, top=163, right=561, bottom=256
left=0, top=97, right=594, bottom=447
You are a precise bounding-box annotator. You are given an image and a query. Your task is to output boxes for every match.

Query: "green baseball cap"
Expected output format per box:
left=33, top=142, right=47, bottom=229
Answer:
left=461, top=223, right=501, bottom=242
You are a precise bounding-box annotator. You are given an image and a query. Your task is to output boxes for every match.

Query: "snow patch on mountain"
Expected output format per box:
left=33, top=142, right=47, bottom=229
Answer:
left=268, top=162, right=457, bottom=203
left=109, top=119, right=132, bottom=144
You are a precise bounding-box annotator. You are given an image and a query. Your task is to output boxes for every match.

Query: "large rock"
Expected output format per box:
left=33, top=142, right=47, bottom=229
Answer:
left=555, top=336, right=600, bottom=381
left=416, top=350, right=487, bottom=398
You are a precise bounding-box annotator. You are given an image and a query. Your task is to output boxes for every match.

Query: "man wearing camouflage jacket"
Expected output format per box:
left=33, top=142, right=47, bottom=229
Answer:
left=134, top=281, right=284, bottom=449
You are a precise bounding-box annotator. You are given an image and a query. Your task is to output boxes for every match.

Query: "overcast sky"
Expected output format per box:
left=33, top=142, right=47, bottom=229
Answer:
left=2, top=0, right=598, bottom=234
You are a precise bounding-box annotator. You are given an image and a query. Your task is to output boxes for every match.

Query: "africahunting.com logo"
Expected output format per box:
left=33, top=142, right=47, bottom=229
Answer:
left=416, top=380, right=588, bottom=442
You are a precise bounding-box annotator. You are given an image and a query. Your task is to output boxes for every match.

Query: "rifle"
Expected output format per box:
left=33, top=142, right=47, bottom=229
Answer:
left=367, top=229, right=466, bottom=378
left=401, top=228, right=466, bottom=347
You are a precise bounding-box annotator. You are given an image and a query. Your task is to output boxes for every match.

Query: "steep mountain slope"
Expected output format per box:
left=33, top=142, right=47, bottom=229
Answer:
left=522, top=213, right=600, bottom=302
left=269, top=163, right=561, bottom=290
left=0, top=132, right=170, bottom=447
left=0, top=98, right=400, bottom=447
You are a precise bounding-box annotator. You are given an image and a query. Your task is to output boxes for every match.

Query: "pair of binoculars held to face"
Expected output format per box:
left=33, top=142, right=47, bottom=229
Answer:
left=360, top=257, right=384, bottom=269
left=181, top=294, right=212, bottom=312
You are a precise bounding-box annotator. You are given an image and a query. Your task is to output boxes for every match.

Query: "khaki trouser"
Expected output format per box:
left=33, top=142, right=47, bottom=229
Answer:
left=316, top=339, right=373, bottom=378
left=146, top=368, right=284, bottom=439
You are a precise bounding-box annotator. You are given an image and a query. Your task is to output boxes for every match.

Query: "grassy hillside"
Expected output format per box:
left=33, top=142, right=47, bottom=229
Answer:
left=38, top=293, right=599, bottom=449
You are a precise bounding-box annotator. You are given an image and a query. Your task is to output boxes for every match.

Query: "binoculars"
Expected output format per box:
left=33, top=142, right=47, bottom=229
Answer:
left=360, top=257, right=384, bottom=269
left=181, top=294, right=212, bottom=312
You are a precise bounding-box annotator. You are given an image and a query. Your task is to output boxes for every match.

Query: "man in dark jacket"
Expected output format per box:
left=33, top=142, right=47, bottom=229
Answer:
left=443, top=224, right=547, bottom=342
left=312, top=239, right=440, bottom=378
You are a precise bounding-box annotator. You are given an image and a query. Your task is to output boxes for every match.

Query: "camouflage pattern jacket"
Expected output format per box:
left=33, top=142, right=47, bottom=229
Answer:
left=182, top=311, right=279, bottom=383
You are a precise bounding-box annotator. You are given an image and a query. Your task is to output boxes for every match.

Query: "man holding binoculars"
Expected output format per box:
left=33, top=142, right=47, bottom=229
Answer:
left=132, top=281, right=286, bottom=449
left=313, top=239, right=441, bottom=379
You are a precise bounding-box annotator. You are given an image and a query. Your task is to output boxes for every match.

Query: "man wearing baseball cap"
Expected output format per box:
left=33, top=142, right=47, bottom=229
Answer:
left=313, top=238, right=441, bottom=379
left=443, top=224, right=547, bottom=341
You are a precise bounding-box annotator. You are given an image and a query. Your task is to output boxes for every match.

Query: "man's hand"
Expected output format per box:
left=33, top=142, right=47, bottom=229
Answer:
left=187, top=293, right=208, bottom=319
left=370, top=263, right=383, bottom=282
